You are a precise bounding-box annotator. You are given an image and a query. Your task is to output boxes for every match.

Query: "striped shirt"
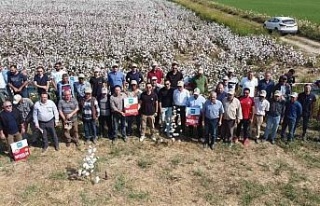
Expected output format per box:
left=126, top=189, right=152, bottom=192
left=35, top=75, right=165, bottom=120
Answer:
left=82, top=97, right=100, bottom=120
left=99, top=95, right=111, bottom=116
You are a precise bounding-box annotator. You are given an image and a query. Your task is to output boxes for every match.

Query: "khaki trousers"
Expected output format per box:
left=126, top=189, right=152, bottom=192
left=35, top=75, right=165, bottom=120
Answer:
left=64, top=120, right=79, bottom=143
left=141, top=114, right=155, bottom=137
left=253, top=115, right=264, bottom=139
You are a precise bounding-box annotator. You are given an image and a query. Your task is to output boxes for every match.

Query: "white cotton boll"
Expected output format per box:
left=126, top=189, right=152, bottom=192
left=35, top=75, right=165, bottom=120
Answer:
left=94, top=176, right=100, bottom=184
left=92, top=148, right=97, bottom=153
left=88, top=149, right=93, bottom=154
left=90, top=169, right=94, bottom=173
left=82, top=170, right=87, bottom=175
left=83, top=163, right=89, bottom=169
left=85, top=172, right=90, bottom=176
left=78, top=169, right=82, bottom=176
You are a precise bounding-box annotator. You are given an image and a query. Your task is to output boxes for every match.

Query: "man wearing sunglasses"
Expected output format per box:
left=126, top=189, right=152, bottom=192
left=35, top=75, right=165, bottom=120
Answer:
left=0, top=101, right=25, bottom=154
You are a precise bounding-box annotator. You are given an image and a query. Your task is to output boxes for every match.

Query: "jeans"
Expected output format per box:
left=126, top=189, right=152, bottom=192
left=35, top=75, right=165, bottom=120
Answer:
left=281, top=118, right=297, bottom=141
left=127, top=115, right=141, bottom=136
left=99, top=115, right=113, bottom=138
left=205, top=118, right=219, bottom=144
left=235, top=119, right=251, bottom=140
left=83, top=119, right=97, bottom=140
left=112, top=113, right=126, bottom=138
left=39, top=119, right=59, bottom=149
left=161, top=107, right=173, bottom=136
left=263, top=115, right=281, bottom=141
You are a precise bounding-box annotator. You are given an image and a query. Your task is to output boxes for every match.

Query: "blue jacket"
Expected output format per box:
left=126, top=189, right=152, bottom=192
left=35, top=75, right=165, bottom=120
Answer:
left=284, top=100, right=302, bottom=121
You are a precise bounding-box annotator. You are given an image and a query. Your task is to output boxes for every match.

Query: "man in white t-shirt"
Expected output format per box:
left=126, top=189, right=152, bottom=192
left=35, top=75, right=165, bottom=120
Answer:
left=240, top=71, right=258, bottom=97
left=51, top=62, right=67, bottom=91
left=227, top=68, right=239, bottom=92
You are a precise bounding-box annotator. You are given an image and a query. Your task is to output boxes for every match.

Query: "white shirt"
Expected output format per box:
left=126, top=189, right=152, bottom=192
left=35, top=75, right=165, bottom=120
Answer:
left=254, top=98, right=270, bottom=116
left=240, top=77, right=258, bottom=97
left=0, top=72, right=6, bottom=89
left=51, top=70, right=67, bottom=84
left=173, top=88, right=190, bottom=106
left=33, top=99, right=59, bottom=125
left=228, top=76, right=239, bottom=91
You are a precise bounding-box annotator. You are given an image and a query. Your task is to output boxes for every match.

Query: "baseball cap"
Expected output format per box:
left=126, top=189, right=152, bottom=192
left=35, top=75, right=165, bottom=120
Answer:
left=290, top=92, right=298, bottom=98
left=79, top=73, right=85, bottom=78
left=223, top=76, right=229, bottom=80
left=198, top=67, right=204, bottom=74
left=112, top=63, right=119, bottom=68
left=227, top=89, right=235, bottom=95
left=131, top=63, right=137, bottom=68
left=194, top=88, right=200, bottom=95
left=85, top=87, right=92, bottom=93
left=151, top=76, right=158, bottom=80
left=274, top=90, right=281, bottom=96
left=259, top=90, right=267, bottom=97
left=131, top=80, right=137, bottom=85
left=177, top=81, right=184, bottom=87
left=13, top=94, right=22, bottom=104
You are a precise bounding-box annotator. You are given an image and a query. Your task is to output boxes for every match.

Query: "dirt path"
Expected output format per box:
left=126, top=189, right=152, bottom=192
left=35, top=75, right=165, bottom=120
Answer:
left=281, top=36, right=320, bottom=55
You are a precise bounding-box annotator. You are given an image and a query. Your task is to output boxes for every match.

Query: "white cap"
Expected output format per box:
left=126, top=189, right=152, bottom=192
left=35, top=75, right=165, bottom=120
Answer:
left=228, top=68, right=235, bottom=73
left=85, top=87, right=92, bottom=93
left=198, top=67, right=204, bottom=74
left=131, top=80, right=137, bottom=85
left=227, top=89, right=235, bottom=95
left=79, top=73, right=85, bottom=78
left=131, top=63, right=137, bottom=68
left=13, top=94, right=22, bottom=104
left=194, top=88, right=200, bottom=95
left=290, top=92, right=298, bottom=98
left=112, top=63, right=119, bottom=68
left=177, top=81, right=184, bottom=87
left=151, top=76, right=158, bottom=80
left=259, top=90, right=267, bottom=97
left=274, top=90, right=281, bottom=96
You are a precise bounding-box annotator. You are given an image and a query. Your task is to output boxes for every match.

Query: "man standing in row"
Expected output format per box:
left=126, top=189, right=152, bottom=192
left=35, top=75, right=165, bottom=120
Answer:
left=8, top=65, right=29, bottom=98
left=58, top=90, right=80, bottom=148
left=107, top=63, right=125, bottom=93
left=33, top=92, right=60, bottom=152
left=166, top=61, right=183, bottom=89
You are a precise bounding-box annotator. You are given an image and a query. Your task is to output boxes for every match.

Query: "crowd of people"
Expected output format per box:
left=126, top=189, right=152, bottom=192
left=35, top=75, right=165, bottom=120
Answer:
left=0, top=61, right=319, bottom=155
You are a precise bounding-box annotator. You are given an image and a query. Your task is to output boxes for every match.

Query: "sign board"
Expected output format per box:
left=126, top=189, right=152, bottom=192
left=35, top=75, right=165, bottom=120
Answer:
left=186, top=107, right=201, bottom=126
left=10, top=139, right=30, bottom=161
left=124, top=97, right=139, bottom=116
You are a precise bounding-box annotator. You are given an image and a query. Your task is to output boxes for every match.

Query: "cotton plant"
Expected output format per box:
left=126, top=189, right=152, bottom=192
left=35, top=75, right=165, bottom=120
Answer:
left=78, top=146, right=100, bottom=184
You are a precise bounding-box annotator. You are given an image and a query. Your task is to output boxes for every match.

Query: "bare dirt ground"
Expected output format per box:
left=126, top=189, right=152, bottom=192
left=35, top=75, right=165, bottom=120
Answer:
left=0, top=125, right=320, bottom=206
left=281, top=36, right=320, bottom=55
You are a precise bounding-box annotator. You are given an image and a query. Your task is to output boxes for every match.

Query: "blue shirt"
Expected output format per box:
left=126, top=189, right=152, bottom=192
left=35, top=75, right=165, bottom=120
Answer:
left=203, top=100, right=224, bottom=119
left=258, top=79, right=275, bottom=99
left=217, top=91, right=227, bottom=102
left=108, top=71, right=125, bottom=88
left=284, top=101, right=302, bottom=121
left=187, top=95, right=206, bottom=110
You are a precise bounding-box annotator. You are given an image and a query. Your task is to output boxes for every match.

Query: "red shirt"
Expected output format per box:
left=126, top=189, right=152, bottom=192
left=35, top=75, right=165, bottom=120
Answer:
left=239, top=96, right=254, bottom=120
left=147, top=69, right=164, bottom=84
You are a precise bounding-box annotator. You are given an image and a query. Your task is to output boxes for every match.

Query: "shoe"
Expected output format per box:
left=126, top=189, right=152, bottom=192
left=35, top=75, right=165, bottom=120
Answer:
left=233, top=137, right=238, bottom=143
left=42, top=148, right=48, bottom=153
left=92, top=139, right=97, bottom=144
left=271, top=140, right=275, bottom=145
left=55, top=146, right=59, bottom=151
left=203, top=143, right=208, bottom=149
left=228, top=142, right=234, bottom=148
left=123, top=136, right=128, bottom=142
left=151, top=136, right=157, bottom=142
left=302, top=134, right=307, bottom=141
left=66, top=142, right=71, bottom=147
left=171, top=137, right=175, bottom=142
left=209, top=144, right=215, bottom=150
left=254, top=139, right=259, bottom=144
left=139, top=136, right=146, bottom=142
